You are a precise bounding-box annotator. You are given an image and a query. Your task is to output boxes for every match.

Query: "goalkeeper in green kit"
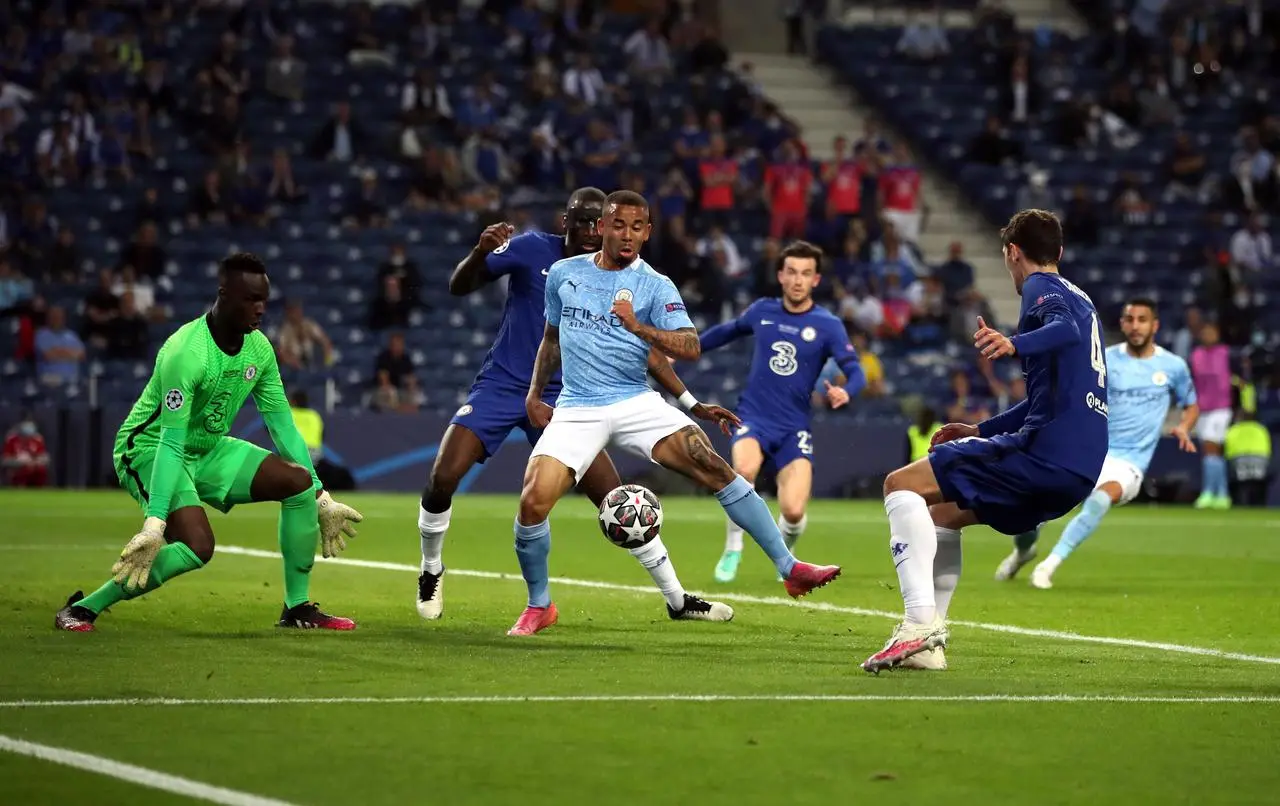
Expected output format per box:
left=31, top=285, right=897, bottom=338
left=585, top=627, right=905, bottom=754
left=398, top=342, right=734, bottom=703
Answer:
left=55, top=253, right=365, bottom=632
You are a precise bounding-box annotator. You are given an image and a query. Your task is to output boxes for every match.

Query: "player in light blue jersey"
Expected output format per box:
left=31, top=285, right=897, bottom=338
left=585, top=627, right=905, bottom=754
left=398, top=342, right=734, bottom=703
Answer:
left=507, top=190, right=842, bottom=636
left=994, top=298, right=1200, bottom=588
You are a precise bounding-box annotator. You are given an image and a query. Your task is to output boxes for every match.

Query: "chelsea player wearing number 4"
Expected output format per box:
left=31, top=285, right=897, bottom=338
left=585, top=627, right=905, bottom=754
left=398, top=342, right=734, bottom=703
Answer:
left=996, top=298, right=1199, bottom=588
left=862, top=210, right=1108, bottom=673
left=416, top=188, right=734, bottom=625
left=696, top=240, right=865, bottom=582
left=508, top=191, right=841, bottom=636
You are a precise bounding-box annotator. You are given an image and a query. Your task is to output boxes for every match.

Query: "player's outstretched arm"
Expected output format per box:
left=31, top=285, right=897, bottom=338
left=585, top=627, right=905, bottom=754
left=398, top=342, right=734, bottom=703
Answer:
left=699, top=316, right=750, bottom=352
left=449, top=222, right=515, bottom=296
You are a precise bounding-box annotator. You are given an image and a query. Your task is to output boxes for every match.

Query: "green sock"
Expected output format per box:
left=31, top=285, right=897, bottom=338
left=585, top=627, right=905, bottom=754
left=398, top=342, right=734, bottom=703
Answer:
left=1014, top=528, right=1040, bottom=554
left=279, top=490, right=320, bottom=608
left=79, top=542, right=205, bottom=614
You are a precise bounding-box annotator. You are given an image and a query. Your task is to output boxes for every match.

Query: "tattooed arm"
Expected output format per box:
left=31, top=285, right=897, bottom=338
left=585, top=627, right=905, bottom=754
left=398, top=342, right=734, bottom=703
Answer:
left=528, top=324, right=561, bottom=402
left=632, top=324, right=701, bottom=361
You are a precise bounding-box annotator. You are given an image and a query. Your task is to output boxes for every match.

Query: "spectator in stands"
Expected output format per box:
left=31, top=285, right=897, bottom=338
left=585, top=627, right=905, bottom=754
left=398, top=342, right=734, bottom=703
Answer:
left=879, top=143, right=923, bottom=245
left=188, top=169, right=228, bottom=226
left=0, top=256, right=34, bottom=317
left=35, top=306, right=84, bottom=386
left=563, top=52, right=608, bottom=106
left=401, top=68, right=452, bottom=131
left=107, top=291, right=149, bottom=359
left=765, top=140, right=812, bottom=240
left=1226, top=127, right=1277, bottom=211
left=35, top=116, right=80, bottom=183
left=0, top=134, right=32, bottom=200
left=1002, top=56, right=1037, bottom=126
left=623, top=18, right=672, bottom=76
left=687, top=21, right=729, bottom=74
left=880, top=273, right=913, bottom=338
left=82, top=270, right=119, bottom=351
left=697, top=135, right=738, bottom=229
left=1112, top=172, right=1152, bottom=225
left=934, top=241, right=974, bottom=303
left=520, top=129, right=566, bottom=190
left=852, top=330, right=886, bottom=398
left=369, top=275, right=413, bottom=331
left=1137, top=70, right=1178, bottom=127
left=265, top=34, right=305, bottom=102
left=63, top=10, right=94, bottom=59
left=310, top=101, right=368, bottom=163
left=1063, top=184, right=1099, bottom=246
left=896, top=10, right=950, bottom=62
left=276, top=301, right=333, bottom=370
left=66, top=92, right=98, bottom=147
left=1037, top=51, right=1077, bottom=104
left=822, top=135, right=865, bottom=230
left=136, top=60, right=176, bottom=118
left=344, top=169, right=387, bottom=229
left=1229, top=213, right=1273, bottom=275
left=1167, top=132, right=1209, bottom=202
left=872, top=229, right=916, bottom=287
left=346, top=1, right=393, bottom=67
left=2, top=413, right=48, bottom=488
left=1104, top=80, right=1141, bottom=129
left=966, top=115, right=1023, bottom=166
left=1172, top=306, right=1204, bottom=362
left=696, top=225, right=748, bottom=299
left=575, top=120, right=624, bottom=191
left=406, top=146, right=461, bottom=211
left=946, top=368, right=993, bottom=424
left=209, top=32, right=249, bottom=100
left=371, top=332, right=419, bottom=413
left=908, top=275, right=947, bottom=327
left=14, top=198, right=56, bottom=272
left=266, top=148, right=306, bottom=204
left=205, top=95, right=244, bottom=156
left=949, top=287, right=996, bottom=347
left=1015, top=169, right=1058, bottom=217
left=112, top=265, right=159, bottom=322
left=837, top=280, right=884, bottom=337
left=94, top=124, right=133, bottom=181
left=47, top=226, right=81, bottom=284
left=378, top=244, right=422, bottom=306
left=462, top=129, right=513, bottom=187
left=117, top=221, right=166, bottom=280
left=134, top=187, right=164, bottom=229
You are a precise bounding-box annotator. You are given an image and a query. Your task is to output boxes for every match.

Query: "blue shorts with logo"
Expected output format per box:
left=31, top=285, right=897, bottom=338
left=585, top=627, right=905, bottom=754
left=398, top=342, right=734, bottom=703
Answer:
left=450, top=376, right=560, bottom=461
left=731, top=419, right=815, bottom=470
left=928, top=433, right=1095, bottom=535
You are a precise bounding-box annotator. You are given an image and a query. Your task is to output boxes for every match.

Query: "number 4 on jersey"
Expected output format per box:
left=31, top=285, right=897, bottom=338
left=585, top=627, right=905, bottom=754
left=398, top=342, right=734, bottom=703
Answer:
left=1089, top=313, right=1106, bottom=388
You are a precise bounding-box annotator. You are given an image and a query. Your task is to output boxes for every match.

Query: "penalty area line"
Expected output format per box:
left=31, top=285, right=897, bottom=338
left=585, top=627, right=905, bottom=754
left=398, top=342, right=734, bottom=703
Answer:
left=3, top=694, right=1280, bottom=709
left=218, top=546, right=1280, bottom=667
left=0, top=734, right=300, bottom=806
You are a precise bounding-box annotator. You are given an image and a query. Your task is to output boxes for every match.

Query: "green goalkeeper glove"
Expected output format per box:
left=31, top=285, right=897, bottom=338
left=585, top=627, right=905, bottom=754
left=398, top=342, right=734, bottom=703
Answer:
left=317, top=491, right=363, bottom=558
left=112, top=517, right=167, bottom=591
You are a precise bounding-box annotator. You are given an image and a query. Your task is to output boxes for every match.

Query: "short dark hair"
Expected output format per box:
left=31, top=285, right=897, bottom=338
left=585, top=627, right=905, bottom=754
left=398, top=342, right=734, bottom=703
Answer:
left=605, top=189, right=648, bottom=214
left=568, top=186, right=606, bottom=209
left=1000, top=209, right=1062, bottom=266
left=219, top=252, right=267, bottom=279
left=777, top=240, right=824, bottom=273
left=1124, top=297, right=1159, bottom=317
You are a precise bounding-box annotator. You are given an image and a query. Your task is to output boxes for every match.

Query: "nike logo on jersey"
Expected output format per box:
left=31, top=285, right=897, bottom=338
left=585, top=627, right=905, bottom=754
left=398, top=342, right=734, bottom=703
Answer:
left=541, top=268, right=549, bottom=275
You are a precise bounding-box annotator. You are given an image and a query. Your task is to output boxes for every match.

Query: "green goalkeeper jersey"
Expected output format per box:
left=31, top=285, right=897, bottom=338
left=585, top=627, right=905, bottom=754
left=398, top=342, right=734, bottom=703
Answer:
left=115, top=314, right=318, bottom=519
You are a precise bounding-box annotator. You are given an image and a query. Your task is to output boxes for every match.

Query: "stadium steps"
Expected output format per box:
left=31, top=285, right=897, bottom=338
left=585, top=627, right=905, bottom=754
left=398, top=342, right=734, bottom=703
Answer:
left=738, top=51, right=1019, bottom=324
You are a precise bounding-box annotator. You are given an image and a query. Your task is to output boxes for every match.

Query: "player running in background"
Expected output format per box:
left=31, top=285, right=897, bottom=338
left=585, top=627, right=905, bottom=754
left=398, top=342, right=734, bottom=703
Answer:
left=696, top=240, right=865, bottom=582
left=507, top=190, right=842, bottom=636
left=997, top=298, right=1199, bottom=588
left=55, top=253, right=364, bottom=632
left=415, top=188, right=736, bottom=624
left=862, top=210, right=1108, bottom=672
left=1191, top=322, right=1233, bottom=509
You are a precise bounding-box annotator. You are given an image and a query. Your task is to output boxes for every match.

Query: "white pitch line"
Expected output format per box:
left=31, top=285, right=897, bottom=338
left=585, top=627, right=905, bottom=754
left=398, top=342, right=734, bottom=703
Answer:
left=219, top=546, right=1280, bottom=667
left=3, top=694, right=1279, bottom=709
left=0, top=734, right=300, bottom=806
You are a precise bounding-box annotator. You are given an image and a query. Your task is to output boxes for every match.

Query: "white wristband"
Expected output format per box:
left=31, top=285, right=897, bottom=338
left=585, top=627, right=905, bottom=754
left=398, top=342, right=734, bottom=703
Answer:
left=677, top=391, right=699, bottom=411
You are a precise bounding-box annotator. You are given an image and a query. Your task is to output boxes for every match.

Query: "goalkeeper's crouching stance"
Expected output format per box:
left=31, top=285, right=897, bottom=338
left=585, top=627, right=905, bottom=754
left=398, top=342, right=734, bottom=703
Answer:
left=55, top=252, right=364, bottom=632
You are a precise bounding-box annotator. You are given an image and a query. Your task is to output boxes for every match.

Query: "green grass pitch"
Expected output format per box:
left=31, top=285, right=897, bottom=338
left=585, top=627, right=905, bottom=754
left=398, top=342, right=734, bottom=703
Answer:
left=1, top=489, right=1279, bottom=804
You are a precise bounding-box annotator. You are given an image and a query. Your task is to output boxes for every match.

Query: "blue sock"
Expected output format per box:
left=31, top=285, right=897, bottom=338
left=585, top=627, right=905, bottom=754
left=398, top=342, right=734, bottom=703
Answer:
left=1204, top=455, right=1228, bottom=497
left=1050, top=489, right=1112, bottom=561
left=1014, top=528, right=1039, bottom=554
left=715, top=475, right=796, bottom=577
left=514, top=518, right=551, bottom=608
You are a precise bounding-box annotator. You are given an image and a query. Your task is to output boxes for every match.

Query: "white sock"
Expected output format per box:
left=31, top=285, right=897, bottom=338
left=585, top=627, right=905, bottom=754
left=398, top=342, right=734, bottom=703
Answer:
left=724, top=520, right=744, bottom=553
left=1038, top=554, right=1062, bottom=574
left=778, top=513, right=807, bottom=550
left=418, top=504, right=450, bottom=575
left=933, top=527, right=962, bottom=621
left=630, top=536, right=686, bottom=610
left=884, top=490, right=938, bottom=625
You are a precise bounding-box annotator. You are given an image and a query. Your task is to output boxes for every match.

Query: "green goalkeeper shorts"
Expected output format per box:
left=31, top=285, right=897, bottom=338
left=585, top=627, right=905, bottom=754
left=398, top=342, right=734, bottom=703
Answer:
left=116, top=437, right=272, bottom=514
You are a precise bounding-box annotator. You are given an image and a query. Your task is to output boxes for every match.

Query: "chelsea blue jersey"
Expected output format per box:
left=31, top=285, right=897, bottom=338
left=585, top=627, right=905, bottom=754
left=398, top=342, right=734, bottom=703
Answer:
left=702, top=298, right=861, bottom=432
left=475, top=231, right=566, bottom=391
left=545, top=254, right=693, bottom=408
left=1104, top=343, right=1197, bottom=471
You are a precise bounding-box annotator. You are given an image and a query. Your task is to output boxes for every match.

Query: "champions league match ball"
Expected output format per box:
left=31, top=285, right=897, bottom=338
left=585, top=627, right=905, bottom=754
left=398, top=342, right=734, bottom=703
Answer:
left=598, top=484, right=663, bottom=549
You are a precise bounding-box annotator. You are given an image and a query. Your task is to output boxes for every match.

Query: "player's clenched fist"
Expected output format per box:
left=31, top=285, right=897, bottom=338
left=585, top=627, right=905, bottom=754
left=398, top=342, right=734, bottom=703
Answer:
left=476, top=222, right=515, bottom=254
left=610, top=299, right=638, bottom=332
left=526, top=395, right=554, bottom=429
left=929, top=422, right=979, bottom=450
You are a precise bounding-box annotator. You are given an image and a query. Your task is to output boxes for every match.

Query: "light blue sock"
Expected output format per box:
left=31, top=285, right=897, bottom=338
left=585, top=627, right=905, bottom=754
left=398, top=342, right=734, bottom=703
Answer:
left=714, top=475, right=797, bottom=576
left=1014, top=528, right=1040, bottom=554
left=1050, top=489, right=1112, bottom=561
left=1204, top=455, right=1228, bottom=497
left=514, top=518, right=552, bottom=608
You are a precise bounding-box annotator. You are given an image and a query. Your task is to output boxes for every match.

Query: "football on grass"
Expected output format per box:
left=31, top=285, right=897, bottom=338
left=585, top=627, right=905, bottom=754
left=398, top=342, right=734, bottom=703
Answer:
left=598, top=484, right=663, bottom=549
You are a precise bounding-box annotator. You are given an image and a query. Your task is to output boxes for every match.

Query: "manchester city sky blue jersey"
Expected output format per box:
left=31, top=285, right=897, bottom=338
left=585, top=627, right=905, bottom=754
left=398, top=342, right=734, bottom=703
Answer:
left=1104, top=343, right=1197, bottom=471
left=475, top=231, right=566, bottom=391
left=545, top=254, right=694, bottom=408
left=700, top=298, right=861, bottom=432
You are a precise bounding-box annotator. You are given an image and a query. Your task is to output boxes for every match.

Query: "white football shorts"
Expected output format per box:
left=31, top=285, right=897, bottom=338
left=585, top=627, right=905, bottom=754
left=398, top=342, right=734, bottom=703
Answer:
left=1097, top=454, right=1145, bottom=505
left=1195, top=408, right=1232, bottom=444
left=529, top=391, right=695, bottom=482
